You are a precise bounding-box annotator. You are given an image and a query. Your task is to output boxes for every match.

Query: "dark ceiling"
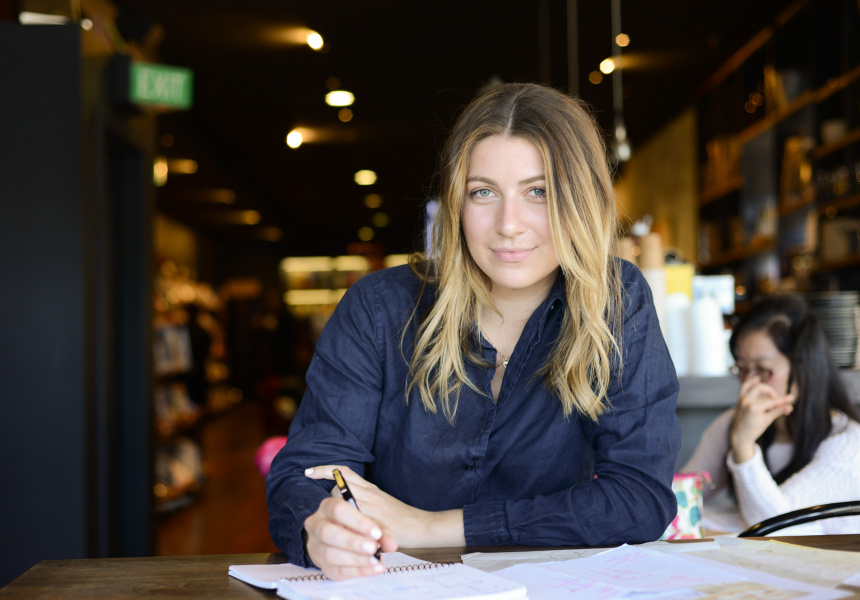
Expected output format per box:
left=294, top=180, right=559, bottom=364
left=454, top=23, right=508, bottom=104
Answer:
left=112, top=0, right=796, bottom=258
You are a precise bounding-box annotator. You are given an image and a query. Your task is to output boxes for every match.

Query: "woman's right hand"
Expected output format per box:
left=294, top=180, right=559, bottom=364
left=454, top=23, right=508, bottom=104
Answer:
left=303, top=496, right=398, bottom=580
left=730, top=375, right=794, bottom=464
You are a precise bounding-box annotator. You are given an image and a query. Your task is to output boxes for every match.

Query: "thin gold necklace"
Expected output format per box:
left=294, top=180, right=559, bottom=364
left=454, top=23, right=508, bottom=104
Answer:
left=481, top=331, right=509, bottom=368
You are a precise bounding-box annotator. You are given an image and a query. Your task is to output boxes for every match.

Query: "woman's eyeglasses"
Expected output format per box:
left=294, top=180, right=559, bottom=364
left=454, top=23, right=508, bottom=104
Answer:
left=729, top=365, right=774, bottom=382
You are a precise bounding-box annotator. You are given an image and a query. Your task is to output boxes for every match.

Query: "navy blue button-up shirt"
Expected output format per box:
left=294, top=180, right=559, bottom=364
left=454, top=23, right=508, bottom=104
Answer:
left=266, top=260, right=680, bottom=566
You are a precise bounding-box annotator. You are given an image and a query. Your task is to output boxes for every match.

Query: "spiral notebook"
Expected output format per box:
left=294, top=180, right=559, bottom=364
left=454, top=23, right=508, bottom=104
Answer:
left=229, top=552, right=526, bottom=600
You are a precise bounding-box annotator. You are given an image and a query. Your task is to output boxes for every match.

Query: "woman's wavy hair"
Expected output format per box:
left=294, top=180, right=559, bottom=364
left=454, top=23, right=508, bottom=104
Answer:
left=729, top=294, right=860, bottom=484
left=404, top=82, right=623, bottom=423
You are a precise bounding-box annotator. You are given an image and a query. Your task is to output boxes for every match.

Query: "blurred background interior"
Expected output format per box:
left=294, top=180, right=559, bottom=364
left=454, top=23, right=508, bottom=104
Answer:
left=2, top=0, right=860, bottom=587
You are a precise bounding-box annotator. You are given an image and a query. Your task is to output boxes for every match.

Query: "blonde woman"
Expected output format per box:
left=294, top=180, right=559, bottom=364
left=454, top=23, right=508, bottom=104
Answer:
left=266, top=83, right=680, bottom=580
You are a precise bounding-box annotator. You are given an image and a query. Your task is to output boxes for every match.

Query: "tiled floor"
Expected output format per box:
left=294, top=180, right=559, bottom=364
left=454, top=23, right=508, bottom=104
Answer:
left=156, top=399, right=282, bottom=556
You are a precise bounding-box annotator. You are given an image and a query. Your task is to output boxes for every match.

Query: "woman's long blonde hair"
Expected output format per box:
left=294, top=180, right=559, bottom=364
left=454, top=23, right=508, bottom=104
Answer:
left=406, top=83, right=623, bottom=423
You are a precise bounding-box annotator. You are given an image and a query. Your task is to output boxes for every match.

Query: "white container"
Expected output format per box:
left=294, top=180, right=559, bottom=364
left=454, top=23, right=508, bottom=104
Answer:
left=689, top=296, right=728, bottom=376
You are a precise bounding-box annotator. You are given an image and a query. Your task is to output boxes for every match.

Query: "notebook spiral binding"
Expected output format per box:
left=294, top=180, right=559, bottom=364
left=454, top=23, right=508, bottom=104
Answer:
left=279, top=562, right=456, bottom=582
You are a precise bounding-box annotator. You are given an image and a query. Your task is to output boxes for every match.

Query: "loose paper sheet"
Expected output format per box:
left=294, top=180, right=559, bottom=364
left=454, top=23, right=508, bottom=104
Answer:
left=488, top=544, right=852, bottom=600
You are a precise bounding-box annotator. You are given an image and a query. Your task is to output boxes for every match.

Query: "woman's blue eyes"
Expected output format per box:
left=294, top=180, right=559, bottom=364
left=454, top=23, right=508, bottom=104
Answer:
left=468, top=187, right=546, bottom=199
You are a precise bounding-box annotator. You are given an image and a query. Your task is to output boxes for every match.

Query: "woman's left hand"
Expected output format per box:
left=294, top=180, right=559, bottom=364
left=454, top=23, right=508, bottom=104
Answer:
left=305, top=465, right=465, bottom=548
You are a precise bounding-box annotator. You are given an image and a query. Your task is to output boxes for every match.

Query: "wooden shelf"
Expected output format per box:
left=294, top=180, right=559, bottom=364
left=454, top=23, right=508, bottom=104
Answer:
left=779, top=186, right=816, bottom=217
left=818, top=193, right=860, bottom=216
left=736, top=63, right=860, bottom=145
left=816, top=254, right=860, bottom=272
left=700, top=237, right=775, bottom=268
left=699, top=176, right=744, bottom=206
left=811, top=126, right=860, bottom=160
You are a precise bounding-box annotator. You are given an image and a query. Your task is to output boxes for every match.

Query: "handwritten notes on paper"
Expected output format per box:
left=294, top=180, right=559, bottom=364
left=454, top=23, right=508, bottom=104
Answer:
left=495, top=545, right=743, bottom=600
left=491, top=545, right=851, bottom=600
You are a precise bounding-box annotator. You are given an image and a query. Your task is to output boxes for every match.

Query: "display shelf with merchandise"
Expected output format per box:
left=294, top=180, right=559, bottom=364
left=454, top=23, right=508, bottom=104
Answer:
left=696, top=0, right=860, bottom=302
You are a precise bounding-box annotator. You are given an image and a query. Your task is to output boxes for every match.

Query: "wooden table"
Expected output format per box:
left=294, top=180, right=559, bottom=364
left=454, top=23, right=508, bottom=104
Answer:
left=2, top=536, right=859, bottom=599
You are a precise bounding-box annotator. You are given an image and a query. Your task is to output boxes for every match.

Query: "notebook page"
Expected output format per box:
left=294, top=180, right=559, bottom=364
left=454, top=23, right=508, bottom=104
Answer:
left=229, top=551, right=428, bottom=589
left=276, top=562, right=527, bottom=600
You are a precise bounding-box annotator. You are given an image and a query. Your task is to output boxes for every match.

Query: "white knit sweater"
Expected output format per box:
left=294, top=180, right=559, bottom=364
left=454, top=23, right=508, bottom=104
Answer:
left=682, top=408, right=860, bottom=534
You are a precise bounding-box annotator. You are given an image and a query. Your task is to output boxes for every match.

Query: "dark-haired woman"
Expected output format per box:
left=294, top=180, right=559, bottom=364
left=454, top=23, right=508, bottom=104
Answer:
left=683, top=294, right=860, bottom=533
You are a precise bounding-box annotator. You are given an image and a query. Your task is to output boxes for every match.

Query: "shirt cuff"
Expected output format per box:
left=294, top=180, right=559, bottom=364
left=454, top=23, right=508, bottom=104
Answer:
left=463, top=500, right=510, bottom=546
left=726, top=443, right=764, bottom=472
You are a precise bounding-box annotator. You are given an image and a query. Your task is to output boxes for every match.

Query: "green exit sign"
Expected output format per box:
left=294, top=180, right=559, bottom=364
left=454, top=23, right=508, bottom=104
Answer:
left=129, top=62, right=193, bottom=110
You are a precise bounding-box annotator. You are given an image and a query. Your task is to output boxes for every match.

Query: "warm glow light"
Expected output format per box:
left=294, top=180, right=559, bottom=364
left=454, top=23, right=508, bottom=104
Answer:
left=616, top=141, right=631, bottom=162
left=365, top=193, right=383, bottom=208
left=826, top=206, right=837, bottom=218
left=81, top=18, right=93, bottom=31
left=153, top=156, right=168, bottom=187
left=358, top=226, right=374, bottom=241
left=286, top=130, right=303, bottom=148
left=280, top=255, right=373, bottom=274
left=338, top=108, right=353, bottom=122
left=588, top=70, right=603, bottom=84
left=307, top=31, right=323, bottom=50
left=168, top=158, right=198, bottom=174
left=285, top=289, right=347, bottom=306
left=281, top=257, right=334, bottom=272
left=211, top=189, right=236, bottom=203
left=326, top=90, right=355, bottom=107
left=241, top=210, right=261, bottom=225
left=372, top=212, right=390, bottom=227
left=615, top=33, right=630, bottom=47
left=354, top=170, right=377, bottom=185
left=333, top=256, right=370, bottom=271
left=750, top=92, right=763, bottom=106
left=262, top=227, right=282, bottom=241
left=735, top=285, right=747, bottom=296
left=599, top=58, right=615, bottom=74
left=744, top=101, right=756, bottom=114
left=384, top=254, right=409, bottom=268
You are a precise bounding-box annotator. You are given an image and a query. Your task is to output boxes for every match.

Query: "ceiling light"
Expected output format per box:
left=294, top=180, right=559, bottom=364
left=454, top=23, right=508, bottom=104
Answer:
left=358, top=226, right=374, bottom=241
left=81, top=18, right=93, bottom=31
left=372, top=213, right=390, bottom=227
left=615, top=33, right=630, bottom=47
left=364, top=193, right=382, bottom=209
left=588, top=71, right=603, bottom=85
left=326, top=90, right=355, bottom=107
left=354, top=170, right=377, bottom=186
left=599, top=58, right=615, bottom=74
left=338, top=108, right=353, bottom=122
left=307, top=31, right=323, bottom=50
left=286, top=130, right=303, bottom=148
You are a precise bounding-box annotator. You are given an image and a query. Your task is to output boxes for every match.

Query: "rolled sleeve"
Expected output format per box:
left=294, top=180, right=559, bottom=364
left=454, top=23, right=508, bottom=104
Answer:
left=265, top=275, right=385, bottom=564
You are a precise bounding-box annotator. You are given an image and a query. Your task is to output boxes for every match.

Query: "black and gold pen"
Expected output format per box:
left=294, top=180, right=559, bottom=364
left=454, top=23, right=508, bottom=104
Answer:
left=332, top=468, right=381, bottom=560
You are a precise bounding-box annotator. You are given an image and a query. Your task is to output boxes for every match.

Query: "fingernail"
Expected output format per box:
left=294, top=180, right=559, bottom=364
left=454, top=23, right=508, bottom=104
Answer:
left=304, top=468, right=314, bottom=476
left=373, top=563, right=385, bottom=573
left=370, top=527, right=382, bottom=540
left=363, top=541, right=376, bottom=554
